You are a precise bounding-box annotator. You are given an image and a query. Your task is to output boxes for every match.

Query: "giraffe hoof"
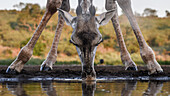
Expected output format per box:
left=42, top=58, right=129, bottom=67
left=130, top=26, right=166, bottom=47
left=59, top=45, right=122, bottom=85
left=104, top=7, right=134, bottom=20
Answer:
left=6, top=68, right=19, bottom=74
left=158, top=70, right=163, bottom=73
left=126, top=66, right=138, bottom=71
left=40, top=66, right=52, bottom=72
left=149, top=69, right=163, bottom=75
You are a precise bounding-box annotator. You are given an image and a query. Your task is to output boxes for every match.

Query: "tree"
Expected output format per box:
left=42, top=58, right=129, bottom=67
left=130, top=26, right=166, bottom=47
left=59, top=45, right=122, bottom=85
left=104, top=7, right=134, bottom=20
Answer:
left=165, top=10, right=170, bottom=17
left=143, top=8, right=158, bottom=17
left=13, top=2, right=25, bottom=10
left=16, top=3, right=44, bottom=31
left=134, top=11, right=141, bottom=17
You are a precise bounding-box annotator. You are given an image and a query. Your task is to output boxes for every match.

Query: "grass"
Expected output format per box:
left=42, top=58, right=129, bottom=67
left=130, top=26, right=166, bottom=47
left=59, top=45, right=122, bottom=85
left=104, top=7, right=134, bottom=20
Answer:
left=0, top=58, right=169, bottom=66
left=0, top=58, right=81, bottom=66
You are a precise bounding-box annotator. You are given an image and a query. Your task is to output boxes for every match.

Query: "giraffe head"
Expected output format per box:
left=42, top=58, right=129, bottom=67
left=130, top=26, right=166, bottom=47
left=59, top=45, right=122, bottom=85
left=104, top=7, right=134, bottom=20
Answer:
left=58, top=0, right=115, bottom=80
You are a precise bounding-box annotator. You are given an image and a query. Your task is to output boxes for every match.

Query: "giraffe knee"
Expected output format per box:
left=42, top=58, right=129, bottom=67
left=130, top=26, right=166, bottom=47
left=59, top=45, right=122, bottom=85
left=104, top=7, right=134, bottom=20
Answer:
left=140, top=47, right=155, bottom=64
left=17, top=46, right=33, bottom=63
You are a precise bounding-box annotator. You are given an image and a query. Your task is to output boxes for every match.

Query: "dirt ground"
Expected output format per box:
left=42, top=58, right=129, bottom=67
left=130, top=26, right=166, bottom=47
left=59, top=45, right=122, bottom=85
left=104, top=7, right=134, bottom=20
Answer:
left=0, top=65, right=170, bottom=80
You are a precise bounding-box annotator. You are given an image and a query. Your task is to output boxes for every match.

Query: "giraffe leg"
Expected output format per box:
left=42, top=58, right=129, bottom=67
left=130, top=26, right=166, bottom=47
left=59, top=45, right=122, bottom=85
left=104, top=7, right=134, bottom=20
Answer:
left=105, top=0, right=137, bottom=70
left=143, top=81, right=163, bottom=96
left=40, top=0, right=70, bottom=71
left=6, top=83, right=28, bottom=96
left=117, top=0, right=163, bottom=74
left=41, top=82, right=57, bottom=96
left=6, top=0, right=62, bottom=73
left=82, top=81, right=96, bottom=96
left=121, top=81, right=137, bottom=96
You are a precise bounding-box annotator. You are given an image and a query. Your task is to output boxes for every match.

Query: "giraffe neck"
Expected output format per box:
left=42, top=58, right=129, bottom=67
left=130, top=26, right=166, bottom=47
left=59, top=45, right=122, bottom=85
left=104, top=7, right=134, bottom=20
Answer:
left=79, top=0, right=93, bottom=14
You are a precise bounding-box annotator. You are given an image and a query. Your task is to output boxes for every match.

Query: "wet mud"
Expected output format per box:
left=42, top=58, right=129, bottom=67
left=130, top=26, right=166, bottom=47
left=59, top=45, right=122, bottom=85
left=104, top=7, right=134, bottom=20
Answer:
left=0, top=65, right=170, bottom=82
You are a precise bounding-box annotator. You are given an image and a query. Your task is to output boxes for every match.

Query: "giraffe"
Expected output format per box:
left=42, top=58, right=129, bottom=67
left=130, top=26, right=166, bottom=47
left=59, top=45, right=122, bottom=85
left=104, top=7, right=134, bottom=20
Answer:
left=6, top=0, right=163, bottom=81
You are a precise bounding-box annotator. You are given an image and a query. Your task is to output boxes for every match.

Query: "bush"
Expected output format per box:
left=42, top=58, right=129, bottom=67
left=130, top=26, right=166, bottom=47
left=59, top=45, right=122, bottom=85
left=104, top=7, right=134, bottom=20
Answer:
left=2, top=49, right=12, bottom=55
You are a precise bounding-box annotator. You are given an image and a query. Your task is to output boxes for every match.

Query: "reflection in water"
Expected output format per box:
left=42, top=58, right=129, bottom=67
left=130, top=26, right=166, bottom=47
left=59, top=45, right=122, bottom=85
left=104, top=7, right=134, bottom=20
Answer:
left=82, top=81, right=96, bottom=96
left=0, top=81, right=169, bottom=96
left=121, top=81, right=137, bottom=96
left=41, top=82, right=57, bottom=96
left=143, top=81, right=163, bottom=96
left=6, top=83, right=28, bottom=96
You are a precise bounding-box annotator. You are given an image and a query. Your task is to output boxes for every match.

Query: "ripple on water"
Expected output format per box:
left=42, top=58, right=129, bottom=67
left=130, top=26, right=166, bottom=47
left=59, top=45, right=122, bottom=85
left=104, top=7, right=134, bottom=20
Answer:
left=0, top=76, right=170, bottom=82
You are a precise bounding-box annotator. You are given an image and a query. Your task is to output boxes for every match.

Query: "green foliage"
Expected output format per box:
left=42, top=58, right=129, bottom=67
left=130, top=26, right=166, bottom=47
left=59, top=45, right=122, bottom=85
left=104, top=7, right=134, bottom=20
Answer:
left=158, top=61, right=170, bottom=65
left=0, top=59, right=14, bottom=65
left=9, top=22, right=18, bottom=30
left=55, top=61, right=80, bottom=65
left=26, top=58, right=45, bottom=65
left=57, top=41, right=77, bottom=56
left=0, top=58, right=80, bottom=65
left=2, top=49, right=12, bottom=54
left=13, top=3, right=44, bottom=32
left=157, top=24, right=170, bottom=30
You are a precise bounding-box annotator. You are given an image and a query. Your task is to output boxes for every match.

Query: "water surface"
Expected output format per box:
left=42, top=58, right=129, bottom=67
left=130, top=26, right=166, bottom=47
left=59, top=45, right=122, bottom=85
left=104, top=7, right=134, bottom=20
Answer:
left=0, top=81, right=169, bottom=96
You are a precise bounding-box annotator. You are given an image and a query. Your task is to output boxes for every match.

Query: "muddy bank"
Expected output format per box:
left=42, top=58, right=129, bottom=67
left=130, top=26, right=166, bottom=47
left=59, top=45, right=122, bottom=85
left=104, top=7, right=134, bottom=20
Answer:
left=0, top=65, right=170, bottom=81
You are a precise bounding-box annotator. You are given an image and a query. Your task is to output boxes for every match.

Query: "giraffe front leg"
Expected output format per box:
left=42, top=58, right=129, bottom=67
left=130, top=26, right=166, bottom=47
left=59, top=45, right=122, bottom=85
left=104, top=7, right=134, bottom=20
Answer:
left=6, top=83, right=28, bottom=96
left=143, top=81, right=163, bottom=96
left=117, top=0, right=163, bottom=74
left=121, top=81, right=137, bottom=96
left=41, top=82, right=57, bottom=96
left=6, top=0, right=62, bottom=73
left=40, top=14, right=65, bottom=71
left=121, top=52, right=137, bottom=71
left=140, top=45, right=163, bottom=74
left=40, top=0, right=70, bottom=71
left=6, top=46, right=33, bottom=73
left=105, top=0, right=137, bottom=70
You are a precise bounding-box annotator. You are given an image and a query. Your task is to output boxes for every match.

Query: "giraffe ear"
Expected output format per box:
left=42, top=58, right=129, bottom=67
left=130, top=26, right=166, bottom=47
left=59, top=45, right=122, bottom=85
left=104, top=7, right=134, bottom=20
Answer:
left=95, top=9, right=115, bottom=26
left=58, top=8, right=75, bottom=27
